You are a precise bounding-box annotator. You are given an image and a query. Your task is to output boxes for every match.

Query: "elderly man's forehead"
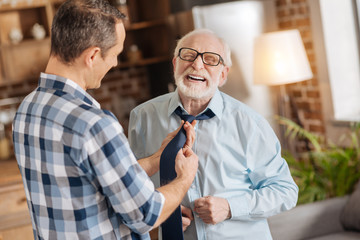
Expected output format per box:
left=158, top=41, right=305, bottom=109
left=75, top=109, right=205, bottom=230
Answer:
left=181, top=33, right=224, bottom=52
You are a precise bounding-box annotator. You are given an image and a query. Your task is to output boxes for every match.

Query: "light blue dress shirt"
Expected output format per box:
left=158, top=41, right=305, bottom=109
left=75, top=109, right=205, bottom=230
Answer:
left=128, top=89, right=298, bottom=240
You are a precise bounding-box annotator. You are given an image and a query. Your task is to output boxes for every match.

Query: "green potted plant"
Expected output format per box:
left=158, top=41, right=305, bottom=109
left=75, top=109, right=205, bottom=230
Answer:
left=277, top=116, right=360, bottom=204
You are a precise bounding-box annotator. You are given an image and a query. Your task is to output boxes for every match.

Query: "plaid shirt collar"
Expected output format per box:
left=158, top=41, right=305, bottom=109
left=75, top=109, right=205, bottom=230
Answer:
left=39, top=72, right=100, bottom=109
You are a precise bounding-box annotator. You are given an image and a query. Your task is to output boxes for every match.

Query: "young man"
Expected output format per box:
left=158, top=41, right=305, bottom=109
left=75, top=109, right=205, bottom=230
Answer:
left=128, top=29, right=299, bottom=239
left=12, top=1, right=198, bottom=239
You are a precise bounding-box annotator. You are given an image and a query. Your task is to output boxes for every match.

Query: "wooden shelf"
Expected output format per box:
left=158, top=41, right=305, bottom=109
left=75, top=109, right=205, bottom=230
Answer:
left=0, top=37, right=50, bottom=48
left=117, top=55, right=170, bottom=69
left=49, top=0, right=64, bottom=4
left=0, top=6, right=49, bottom=45
left=0, top=0, right=47, bottom=11
left=0, top=159, right=32, bottom=237
left=0, top=0, right=171, bottom=86
left=126, top=19, right=167, bottom=31
left=0, top=38, right=50, bottom=83
left=0, top=160, right=22, bottom=188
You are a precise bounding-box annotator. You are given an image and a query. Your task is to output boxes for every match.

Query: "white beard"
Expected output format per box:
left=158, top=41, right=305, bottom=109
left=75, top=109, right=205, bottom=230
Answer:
left=174, top=68, right=221, bottom=100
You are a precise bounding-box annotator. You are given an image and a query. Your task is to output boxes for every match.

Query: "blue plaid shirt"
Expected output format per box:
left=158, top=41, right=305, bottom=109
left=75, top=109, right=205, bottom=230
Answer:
left=12, top=73, right=164, bottom=240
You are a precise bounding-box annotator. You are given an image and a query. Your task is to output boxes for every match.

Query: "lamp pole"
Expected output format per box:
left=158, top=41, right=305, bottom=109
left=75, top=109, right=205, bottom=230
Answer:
left=253, top=29, right=313, bottom=151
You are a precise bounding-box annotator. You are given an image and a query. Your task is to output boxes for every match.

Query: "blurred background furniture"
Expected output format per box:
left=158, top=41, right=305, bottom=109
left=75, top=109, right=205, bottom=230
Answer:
left=0, top=160, right=32, bottom=240
left=268, top=181, right=360, bottom=240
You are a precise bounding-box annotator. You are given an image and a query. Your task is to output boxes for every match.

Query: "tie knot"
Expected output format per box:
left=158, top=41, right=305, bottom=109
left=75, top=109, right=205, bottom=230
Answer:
left=174, top=106, right=215, bottom=123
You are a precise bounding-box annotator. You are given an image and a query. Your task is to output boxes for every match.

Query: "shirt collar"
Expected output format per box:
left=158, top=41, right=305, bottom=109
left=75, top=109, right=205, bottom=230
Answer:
left=168, top=88, right=224, bottom=119
left=168, top=89, right=182, bottom=117
left=39, top=72, right=101, bottom=109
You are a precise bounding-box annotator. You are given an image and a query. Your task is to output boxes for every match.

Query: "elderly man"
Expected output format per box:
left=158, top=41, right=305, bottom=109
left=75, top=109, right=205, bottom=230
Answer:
left=128, top=29, right=298, bottom=239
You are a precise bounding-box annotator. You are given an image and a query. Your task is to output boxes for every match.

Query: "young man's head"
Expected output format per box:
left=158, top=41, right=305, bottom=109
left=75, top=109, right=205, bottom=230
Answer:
left=48, top=0, right=126, bottom=90
left=50, top=0, right=125, bottom=64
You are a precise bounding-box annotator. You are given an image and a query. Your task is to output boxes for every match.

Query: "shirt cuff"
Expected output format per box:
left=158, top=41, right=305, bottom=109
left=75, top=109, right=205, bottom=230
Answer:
left=149, top=190, right=165, bottom=224
left=227, top=195, right=249, bottom=220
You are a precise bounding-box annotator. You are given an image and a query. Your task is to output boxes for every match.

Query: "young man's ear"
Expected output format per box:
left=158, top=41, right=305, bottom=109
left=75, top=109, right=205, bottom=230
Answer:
left=83, top=46, right=101, bottom=67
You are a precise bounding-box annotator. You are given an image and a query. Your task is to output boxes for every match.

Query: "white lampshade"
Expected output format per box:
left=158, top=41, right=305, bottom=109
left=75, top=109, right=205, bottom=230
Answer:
left=253, top=29, right=313, bottom=86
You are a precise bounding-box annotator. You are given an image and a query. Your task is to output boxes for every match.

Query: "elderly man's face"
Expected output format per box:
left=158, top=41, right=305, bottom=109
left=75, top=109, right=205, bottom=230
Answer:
left=173, top=33, right=228, bottom=100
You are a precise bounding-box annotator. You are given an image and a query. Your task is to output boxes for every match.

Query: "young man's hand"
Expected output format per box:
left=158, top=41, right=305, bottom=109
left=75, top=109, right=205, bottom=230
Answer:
left=181, top=205, right=194, bottom=231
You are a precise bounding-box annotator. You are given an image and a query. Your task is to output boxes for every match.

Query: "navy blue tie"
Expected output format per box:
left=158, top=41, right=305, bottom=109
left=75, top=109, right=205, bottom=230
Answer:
left=160, top=106, right=215, bottom=240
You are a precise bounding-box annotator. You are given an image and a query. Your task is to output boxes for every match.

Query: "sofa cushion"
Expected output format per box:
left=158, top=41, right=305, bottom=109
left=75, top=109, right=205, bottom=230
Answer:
left=308, top=231, right=360, bottom=240
left=269, top=197, right=347, bottom=240
left=340, top=181, right=360, bottom=231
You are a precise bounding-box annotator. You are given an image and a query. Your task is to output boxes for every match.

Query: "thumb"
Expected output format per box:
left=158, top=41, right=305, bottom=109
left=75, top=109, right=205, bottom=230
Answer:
left=177, top=148, right=184, bottom=157
left=182, top=147, right=194, bottom=157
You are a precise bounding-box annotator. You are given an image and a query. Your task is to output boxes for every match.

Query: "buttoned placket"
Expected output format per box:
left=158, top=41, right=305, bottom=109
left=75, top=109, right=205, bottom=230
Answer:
left=187, top=122, right=207, bottom=240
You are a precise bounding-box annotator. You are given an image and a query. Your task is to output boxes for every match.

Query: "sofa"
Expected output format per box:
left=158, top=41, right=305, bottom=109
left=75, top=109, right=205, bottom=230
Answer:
left=268, top=182, right=360, bottom=240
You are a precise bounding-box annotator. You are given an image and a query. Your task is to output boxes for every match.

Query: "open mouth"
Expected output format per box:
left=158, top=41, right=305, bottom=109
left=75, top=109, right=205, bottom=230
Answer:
left=187, top=74, right=206, bottom=82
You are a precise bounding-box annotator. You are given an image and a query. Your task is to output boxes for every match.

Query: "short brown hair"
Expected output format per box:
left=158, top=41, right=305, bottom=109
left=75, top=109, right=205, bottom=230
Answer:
left=50, top=0, right=125, bottom=64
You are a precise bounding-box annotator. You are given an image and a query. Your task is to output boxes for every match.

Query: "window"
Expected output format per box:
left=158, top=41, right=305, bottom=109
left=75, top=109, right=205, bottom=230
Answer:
left=310, top=0, right=360, bottom=123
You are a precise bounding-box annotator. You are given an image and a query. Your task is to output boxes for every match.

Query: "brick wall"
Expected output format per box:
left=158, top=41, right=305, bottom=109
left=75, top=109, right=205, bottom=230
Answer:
left=275, top=0, right=325, bottom=151
left=89, top=68, right=151, bottom=136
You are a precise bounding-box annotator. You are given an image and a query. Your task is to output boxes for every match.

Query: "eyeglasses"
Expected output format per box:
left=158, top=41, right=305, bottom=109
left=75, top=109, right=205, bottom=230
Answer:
left=178, top=47, right=224, bottom=66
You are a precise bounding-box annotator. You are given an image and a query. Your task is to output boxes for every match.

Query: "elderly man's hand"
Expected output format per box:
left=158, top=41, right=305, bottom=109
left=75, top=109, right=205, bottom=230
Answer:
left=194, top=196, right=231, bottom=225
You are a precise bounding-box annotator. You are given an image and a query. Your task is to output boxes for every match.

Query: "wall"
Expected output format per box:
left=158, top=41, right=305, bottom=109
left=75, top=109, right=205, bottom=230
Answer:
left=317, top=0, right=360, bottom=121
left=191, top=0, right=279, bottom=134
left=309, top=0, right=360, bottom=145
left=170, top=0, right=239, bottom=13
left=88, top=68, right=151, bottom=136
left=188, top=0, right=328, bottom=150
left=275, top=0, right=326, bottom=151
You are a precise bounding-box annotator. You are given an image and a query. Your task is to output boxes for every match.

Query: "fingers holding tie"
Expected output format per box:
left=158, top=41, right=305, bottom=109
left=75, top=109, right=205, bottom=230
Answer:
left=183, top=120, right=196, bottom=149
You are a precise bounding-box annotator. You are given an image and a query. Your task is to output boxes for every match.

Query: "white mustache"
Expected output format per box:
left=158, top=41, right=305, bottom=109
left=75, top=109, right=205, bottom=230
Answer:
left=181, top=68, right=211, bottom=81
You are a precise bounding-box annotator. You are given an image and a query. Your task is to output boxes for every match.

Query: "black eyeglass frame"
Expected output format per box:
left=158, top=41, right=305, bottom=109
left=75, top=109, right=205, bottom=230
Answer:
left=178, top=47, right=224, bottom=66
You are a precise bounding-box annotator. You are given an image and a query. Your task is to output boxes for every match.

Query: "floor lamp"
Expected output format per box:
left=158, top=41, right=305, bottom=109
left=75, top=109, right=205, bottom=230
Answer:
left=253, top=29, right=313, bottom=150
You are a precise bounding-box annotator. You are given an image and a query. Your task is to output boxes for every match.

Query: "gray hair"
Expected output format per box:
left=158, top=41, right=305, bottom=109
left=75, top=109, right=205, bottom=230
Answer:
left=173, top=28, right=232, bottom=67
left=50, top=0, right=125, bottom=64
